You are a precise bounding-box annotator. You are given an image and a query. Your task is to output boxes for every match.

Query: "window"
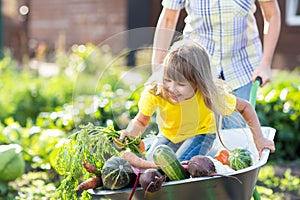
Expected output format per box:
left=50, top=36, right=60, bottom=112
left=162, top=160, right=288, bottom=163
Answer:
left=286, top=0, right=300, bottom=26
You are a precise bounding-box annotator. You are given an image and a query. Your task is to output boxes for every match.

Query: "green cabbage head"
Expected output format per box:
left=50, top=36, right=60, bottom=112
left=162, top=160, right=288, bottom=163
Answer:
left=0, top=144, right=25, bottom=182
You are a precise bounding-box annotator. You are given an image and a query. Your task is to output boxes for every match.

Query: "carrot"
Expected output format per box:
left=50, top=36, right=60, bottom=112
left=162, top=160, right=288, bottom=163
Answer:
left=76, top=176, right=103, bottom=191
left=82, top=161, right=99, bottom=174
left=122, top=151, right=157, bottom=169
left=138, top=140, right=146, bottom=152
left=82, top=155, right=101, bottom=175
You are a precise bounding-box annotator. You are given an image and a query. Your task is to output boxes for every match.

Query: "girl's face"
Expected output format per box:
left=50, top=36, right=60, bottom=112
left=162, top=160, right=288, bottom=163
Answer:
left=163, top=77, right=196, bottom=103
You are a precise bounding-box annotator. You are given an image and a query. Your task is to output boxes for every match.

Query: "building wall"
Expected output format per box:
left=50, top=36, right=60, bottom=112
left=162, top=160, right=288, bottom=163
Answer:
left=28, top=0, right=126, bottom=52
left=3, top=0, right=300, bottom=69
left=255, top=0, right=300, bottom=70
left=2, top=0, right=26, bottom=61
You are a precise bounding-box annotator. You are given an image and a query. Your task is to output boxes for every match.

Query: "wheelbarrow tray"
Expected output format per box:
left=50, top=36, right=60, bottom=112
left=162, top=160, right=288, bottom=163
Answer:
left=89, top=126, right=276, bottom=200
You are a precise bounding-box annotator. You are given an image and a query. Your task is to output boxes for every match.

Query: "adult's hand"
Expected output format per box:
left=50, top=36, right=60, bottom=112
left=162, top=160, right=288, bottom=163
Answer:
left=251, top=62, right=272, bottom=87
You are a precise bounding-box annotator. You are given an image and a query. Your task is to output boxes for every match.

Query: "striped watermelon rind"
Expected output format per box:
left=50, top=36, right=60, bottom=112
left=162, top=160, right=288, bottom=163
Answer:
left=228, top=148, right=254, bottom=170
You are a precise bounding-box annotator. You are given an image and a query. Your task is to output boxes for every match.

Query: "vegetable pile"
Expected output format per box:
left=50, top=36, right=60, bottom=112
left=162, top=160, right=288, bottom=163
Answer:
left=52, top=123, right=255, bottom=200
left=51, top=123, right=147, bottom=199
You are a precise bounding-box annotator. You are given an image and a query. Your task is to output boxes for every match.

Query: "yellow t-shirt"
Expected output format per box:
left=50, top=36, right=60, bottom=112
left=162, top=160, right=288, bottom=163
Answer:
left=138, top=89, right=236, bottom=143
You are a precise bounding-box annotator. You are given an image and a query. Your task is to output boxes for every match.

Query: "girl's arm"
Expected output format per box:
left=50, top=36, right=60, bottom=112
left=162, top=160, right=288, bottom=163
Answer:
left=119, top=112, right=151, bottom=139
left=252, top=0, right=281, bottom=87
left=235, top=98, right=275, bottom=157
left=152, top=8, right=181, bottom=72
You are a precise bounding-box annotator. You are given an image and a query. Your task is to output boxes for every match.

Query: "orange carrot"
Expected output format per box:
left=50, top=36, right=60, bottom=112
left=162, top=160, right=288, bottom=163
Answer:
left=82, top=161, right=100, bottom=174
left=82, top=155, right=100, bottom=175
left=138, top=140, right=146, bottom=152
left=122, top=151, right=157, bottom=169
left=76, top=176, right=103, bottom=191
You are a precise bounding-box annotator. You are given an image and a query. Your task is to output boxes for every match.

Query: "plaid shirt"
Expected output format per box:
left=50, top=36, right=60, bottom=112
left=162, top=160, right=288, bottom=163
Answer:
left=162, top=0, right=268, bottom=90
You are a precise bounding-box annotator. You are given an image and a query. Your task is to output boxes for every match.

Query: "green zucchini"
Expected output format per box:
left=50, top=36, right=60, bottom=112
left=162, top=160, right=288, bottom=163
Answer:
left=152, top=145, right=189, bottom=181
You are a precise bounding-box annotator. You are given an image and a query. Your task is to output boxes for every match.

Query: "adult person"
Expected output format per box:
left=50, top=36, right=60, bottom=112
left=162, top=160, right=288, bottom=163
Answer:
left=151, top=0, right=281, bottom=128
left=152, top=0, right=281, bottom=96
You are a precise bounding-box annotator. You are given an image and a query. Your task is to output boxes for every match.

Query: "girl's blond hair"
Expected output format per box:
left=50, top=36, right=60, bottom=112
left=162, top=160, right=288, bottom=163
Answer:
left=154, top=40, right=226, bottom=112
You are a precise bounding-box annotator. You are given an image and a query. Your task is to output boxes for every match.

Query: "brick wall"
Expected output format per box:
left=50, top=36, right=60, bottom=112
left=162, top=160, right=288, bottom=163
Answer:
left=28, top=0, right=126, bottom=52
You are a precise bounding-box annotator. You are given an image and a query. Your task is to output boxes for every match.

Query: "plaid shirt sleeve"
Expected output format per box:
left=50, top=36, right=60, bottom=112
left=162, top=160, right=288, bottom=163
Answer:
left=162, top=0, right=185, bottom=10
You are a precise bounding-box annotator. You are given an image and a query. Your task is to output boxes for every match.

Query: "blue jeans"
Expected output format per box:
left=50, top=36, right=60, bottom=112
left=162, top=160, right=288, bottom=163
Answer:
left=145, top=133, right=216, bottom=162
left=222, top=82, right=252, bottom=129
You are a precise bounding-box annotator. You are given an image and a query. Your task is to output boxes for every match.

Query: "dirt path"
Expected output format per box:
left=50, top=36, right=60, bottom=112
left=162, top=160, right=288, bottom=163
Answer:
left=274, top=160, right=300, bottom=178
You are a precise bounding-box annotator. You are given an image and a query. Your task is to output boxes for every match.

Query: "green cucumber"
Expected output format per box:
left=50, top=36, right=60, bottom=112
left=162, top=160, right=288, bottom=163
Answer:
left=152, top=145, right=189, bottom=181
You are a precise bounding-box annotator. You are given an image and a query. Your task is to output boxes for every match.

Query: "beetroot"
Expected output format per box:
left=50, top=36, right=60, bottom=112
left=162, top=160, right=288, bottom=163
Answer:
left=139, top=168, right=166, bottom=193
left=187, top=155, right=242, bottom=184
left=188, top=155, right=216, bottom=177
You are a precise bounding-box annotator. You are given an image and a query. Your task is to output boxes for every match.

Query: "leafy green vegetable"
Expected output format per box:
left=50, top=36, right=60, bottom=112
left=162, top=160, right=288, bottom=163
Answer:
left=0, top=144, right=25, bottom=194
left=53, top=123, right=143, bottom=200
left=0, top=144, right=25, bottom=183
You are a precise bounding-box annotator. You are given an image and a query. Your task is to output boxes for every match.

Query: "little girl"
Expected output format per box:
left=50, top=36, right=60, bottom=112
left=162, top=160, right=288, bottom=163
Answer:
left=120, top=40, right=275, bottom=161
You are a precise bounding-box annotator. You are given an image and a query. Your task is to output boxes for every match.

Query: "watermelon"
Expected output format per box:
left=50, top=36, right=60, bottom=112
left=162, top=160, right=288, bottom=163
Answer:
left=101, top=156, right=134, bottom=190
left=228, top=148, right=254, bottom=170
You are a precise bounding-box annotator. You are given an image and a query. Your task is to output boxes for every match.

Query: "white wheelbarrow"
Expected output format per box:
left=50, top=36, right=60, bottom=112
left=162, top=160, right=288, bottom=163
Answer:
left=89, top=126, right=276, bottom=200
left=89, top=77, right=273, bottom=199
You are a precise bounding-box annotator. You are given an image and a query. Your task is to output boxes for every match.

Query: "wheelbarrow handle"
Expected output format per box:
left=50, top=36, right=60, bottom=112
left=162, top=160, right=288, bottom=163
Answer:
left=249, top=76, right=262, bottom=108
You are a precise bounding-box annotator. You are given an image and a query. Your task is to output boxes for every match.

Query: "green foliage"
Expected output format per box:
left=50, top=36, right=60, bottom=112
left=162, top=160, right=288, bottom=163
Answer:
left=0, top=144, right=25, bottom=193
left=256, top=165, right=300, bottom=199
left=256, top=69, right=300, bottom=160
left=0, top=70, right=73, bottom=126
left=0, top=43, right=128, bottom=127
left=0, top=51, right=18, bottom=72
left=29, top=129, right=67, bottom=167
left=53, top=123, right=120, bottom=200
left=0, top=119, right=68, bottom=171
left=36, top=108, right=75, bottom=132
left=70, top=43, right=128, bottom=95
left=3, top=171, right=58, bottom=200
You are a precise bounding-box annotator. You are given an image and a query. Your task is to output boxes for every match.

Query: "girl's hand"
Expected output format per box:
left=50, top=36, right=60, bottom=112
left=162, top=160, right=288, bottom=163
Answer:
left=119, top=129, right=129, bottom=140
left=112, top=130, right=131, bottom=149
left=255, top=137, right=275, bottom=159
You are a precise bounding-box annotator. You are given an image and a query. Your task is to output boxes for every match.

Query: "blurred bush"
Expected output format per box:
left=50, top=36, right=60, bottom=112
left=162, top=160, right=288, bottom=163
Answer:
left=1, top=45, right=299, bottom=172
left=0, top=70, right=73, bottom=126
left=256, top=68, right=300, bottom=161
